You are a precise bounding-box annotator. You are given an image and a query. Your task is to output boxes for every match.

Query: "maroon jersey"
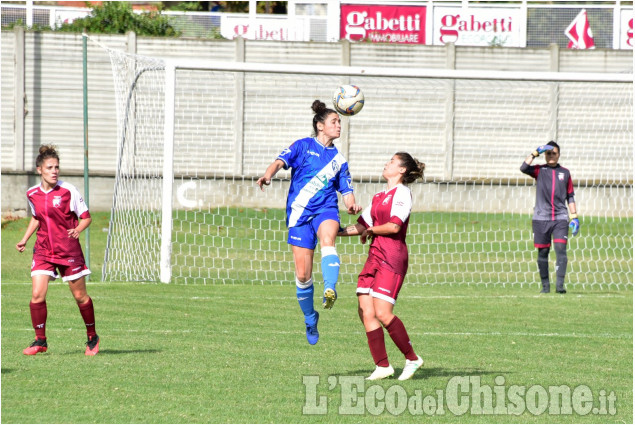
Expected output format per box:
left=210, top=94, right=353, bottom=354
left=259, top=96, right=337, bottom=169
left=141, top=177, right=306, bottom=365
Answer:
left=27, top=180, right=90, bottom=262
left=357, top=184, right=412, bottom=276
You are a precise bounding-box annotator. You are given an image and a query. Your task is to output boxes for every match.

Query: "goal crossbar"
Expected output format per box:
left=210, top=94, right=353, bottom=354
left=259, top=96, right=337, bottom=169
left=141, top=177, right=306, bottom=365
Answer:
left=167, top=59, right=633, bottom=83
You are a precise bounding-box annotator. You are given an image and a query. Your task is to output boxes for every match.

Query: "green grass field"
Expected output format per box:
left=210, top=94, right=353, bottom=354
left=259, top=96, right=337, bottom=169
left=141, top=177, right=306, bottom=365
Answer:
left=2, top=214, right=633, bottom=423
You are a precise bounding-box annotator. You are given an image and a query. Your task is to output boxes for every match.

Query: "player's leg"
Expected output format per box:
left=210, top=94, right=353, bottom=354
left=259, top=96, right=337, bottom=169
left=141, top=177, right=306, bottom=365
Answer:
left=537, top=247, right=551, bottom=292
left=373, top=268, right=423, bottom=380
left=291, top=243, right=319, bottom=344
left=553, top=221, right=569, bottom=294
left=64, top=264, right=99, bottom=355
left=316, top=216, right=340, bottom=309
left=23, top=273, right=51, bottom=355
left=359, top=293, right=393, bottom=380
left=533, top=220, right=552, bottom=293
left=357, top=259, right=393, bottom=380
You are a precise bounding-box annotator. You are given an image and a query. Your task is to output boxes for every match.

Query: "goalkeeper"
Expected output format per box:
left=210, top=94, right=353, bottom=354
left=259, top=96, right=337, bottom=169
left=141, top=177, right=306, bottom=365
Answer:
left=521, top=141, right=579, bottom=294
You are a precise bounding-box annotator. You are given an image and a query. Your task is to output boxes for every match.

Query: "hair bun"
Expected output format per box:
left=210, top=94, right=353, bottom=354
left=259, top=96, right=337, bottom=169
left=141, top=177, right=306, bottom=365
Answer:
left=39, top=144, right=58, bottom=156
left=311, top=99, right=327, bottom=114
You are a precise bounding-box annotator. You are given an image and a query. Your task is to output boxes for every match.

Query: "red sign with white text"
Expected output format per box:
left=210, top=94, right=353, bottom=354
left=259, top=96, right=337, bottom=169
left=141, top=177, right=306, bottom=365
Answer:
left=340, top=4, right=426, bottom=44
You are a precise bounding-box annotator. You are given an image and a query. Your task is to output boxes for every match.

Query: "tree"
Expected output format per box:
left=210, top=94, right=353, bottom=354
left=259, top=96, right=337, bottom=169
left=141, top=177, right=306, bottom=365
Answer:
left=57, top=1, right=179, bottom=37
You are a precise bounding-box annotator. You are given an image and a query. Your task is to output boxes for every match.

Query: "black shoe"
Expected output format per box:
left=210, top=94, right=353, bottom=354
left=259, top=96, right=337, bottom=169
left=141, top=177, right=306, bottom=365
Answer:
left=85, top=334, right=100, bottom=356
left=540, top=289, right=550, bottom=293
left=556, top=289, right=567, bottom=294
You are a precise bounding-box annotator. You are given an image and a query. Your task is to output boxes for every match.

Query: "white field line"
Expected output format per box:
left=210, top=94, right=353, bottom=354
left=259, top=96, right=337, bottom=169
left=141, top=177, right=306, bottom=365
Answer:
left=15, top=327, right=631, bottom=340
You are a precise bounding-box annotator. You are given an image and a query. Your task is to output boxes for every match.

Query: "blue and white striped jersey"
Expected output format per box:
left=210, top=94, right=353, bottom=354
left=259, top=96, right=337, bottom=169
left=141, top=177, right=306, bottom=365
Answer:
left=277, top=137, right=354, bottom=228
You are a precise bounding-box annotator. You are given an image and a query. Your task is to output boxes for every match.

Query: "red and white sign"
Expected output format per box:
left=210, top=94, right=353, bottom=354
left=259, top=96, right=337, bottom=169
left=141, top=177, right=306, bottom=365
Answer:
left=220, top=15, right=309, bottom=41
left=565, top=9, right=595, bottom=49
left=434, top=7, right=522, bottom=47
left=620, top=9, right=633, bottom=49
left=340, top=5, right=426, bottom=44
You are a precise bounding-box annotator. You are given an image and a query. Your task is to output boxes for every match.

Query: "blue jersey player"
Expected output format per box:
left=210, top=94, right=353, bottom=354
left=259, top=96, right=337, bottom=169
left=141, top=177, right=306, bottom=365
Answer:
left=257, top=100, right=362, bottom=345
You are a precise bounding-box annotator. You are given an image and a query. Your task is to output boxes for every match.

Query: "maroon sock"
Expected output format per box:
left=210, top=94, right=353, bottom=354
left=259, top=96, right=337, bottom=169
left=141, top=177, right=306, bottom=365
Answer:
left=366, top=327, right=389, bottom=367
left=78, top=297, right=97, bottom=338
left=29, top=301, right=47, bottom=340
left=386, top=316, right=417, bottom=361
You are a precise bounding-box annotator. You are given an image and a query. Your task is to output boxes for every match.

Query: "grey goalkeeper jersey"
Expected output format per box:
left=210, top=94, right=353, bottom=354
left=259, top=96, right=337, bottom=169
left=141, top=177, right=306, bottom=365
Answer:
left=521, top=162, right=575, bottom=221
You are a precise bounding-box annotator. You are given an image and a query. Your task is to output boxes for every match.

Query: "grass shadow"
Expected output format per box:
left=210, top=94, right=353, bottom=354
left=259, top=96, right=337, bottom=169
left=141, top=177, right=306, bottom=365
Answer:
left=335, top=367, right=513, bottom=381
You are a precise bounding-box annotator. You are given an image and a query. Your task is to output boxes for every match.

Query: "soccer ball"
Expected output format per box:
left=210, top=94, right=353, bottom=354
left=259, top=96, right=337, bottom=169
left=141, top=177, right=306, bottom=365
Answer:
left=332, top=85, right=364, bottom=116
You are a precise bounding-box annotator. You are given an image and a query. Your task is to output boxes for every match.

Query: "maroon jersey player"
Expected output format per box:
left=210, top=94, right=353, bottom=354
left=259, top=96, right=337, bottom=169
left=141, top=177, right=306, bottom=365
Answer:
left=339, top=152, right=425, bottom=381
left=16, top=145, right=100, bottom=355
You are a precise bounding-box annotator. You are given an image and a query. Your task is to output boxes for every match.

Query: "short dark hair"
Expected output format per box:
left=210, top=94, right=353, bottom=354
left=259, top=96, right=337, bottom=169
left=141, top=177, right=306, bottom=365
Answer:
left=547, top=140, right=560, bottom=152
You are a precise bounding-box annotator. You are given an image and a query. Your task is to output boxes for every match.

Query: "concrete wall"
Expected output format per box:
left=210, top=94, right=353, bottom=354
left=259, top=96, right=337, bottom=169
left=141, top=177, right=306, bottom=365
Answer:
left=1, top=30, right=632, bottom=217
left=3, top=172, right=630, bottom=219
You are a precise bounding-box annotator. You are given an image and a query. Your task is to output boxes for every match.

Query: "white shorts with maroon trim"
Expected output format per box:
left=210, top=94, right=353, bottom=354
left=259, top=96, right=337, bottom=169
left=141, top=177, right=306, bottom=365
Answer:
left=356, top=255, right=405, bottom=305
left=31, top=257, right=91, bottom=282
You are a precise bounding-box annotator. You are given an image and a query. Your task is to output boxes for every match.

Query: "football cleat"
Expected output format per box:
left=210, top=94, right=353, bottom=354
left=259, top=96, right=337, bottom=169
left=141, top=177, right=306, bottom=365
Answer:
left=322, top=288, right=337, bottom=310
left=85, top=334, right=100, bottom=356
left=23, top=338, right=48, bottom=355
left=305, top=313, right=319, bottom=345
left=366, top=365, right=394, bottom=380
left=398, top=355, right=424, bottom=381
left=556, top=289, right=567, bottom=294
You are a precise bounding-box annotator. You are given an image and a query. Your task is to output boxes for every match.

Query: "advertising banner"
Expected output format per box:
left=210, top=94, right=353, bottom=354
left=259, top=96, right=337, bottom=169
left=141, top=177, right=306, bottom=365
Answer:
left=340, top=4, right=426, bottom=44
left=220, top=15, right=309, bottom=41
left=620, top=8, right=633, bottom=49
left=433, top=6, right=523, bottom=47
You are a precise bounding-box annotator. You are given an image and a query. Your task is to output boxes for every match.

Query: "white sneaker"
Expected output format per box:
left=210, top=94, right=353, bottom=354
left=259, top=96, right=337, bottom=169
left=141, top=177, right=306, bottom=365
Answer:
left=366, top=365, right=394, bottom=381
left=398, top=355, right=424, bottom=381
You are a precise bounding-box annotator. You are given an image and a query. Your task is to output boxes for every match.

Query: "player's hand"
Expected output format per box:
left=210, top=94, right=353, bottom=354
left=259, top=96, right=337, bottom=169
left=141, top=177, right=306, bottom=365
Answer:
left=67, top=228, right=80, bottom=239
left=16, top=241, right=26, bottom=252
left=569, top=218, right=580, bottom=237
left=347, top=203, right=362, bottom=214
left=532, top=145, right=554, bottom=157
left=256, top=176, right=271, bottom=191
left=360, top=227, right=373, bottom=244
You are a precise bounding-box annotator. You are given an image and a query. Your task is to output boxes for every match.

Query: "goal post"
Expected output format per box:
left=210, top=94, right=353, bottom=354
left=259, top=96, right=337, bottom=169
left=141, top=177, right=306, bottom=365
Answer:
left=102, top=46, right=633, bottom=289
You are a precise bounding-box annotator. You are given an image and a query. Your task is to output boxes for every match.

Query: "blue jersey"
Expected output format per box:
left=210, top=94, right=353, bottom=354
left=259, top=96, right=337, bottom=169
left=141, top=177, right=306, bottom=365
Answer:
left=277, top=137, right=354, bottom=228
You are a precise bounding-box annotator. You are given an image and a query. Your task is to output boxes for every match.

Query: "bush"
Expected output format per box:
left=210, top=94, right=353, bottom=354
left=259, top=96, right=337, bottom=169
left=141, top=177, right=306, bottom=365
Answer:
left=57, top=1, right=180, bottom=37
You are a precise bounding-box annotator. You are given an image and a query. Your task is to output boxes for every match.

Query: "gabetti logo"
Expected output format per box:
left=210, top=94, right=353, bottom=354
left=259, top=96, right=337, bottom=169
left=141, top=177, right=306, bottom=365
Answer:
left=439, top=14, right=513, bottom=44
left=232, top=24, right=288, bottom=41
left=341, top=5, right=426, bottom=44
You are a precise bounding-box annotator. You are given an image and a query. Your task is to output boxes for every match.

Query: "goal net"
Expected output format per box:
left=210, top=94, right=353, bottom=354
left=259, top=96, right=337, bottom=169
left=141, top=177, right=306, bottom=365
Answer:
left=101, top=47, right=633, bottom=289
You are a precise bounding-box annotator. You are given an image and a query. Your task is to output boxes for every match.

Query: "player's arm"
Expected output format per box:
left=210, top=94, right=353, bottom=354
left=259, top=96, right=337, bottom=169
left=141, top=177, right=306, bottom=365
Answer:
left=568, top=201, right=580, bottom=236
left=522, top=144, right=554, bottom=169
left=523, top=153, right=536, bottom=165
left=68, top=214, right=92, bottom=239
left=257, top=159, right=285, bottom=191
left=366, top=222, right=402, bottom=237
left=342, top=193, right=362, bottom=214
left=566, top=175, right=579, bottom=236
left=338, top=223, right=365, bottom=237
left=16, top=216, right=39, bottom=252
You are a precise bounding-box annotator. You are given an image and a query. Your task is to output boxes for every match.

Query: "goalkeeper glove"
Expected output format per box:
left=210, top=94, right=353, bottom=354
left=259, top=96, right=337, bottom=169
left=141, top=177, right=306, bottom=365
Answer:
left=569, top=214, right=580, bottom=237
left=532, top=145, right=554, bottom=157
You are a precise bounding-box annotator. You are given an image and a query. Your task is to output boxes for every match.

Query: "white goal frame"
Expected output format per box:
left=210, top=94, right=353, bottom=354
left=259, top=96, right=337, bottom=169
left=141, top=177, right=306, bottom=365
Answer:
left=159, top=59, right=631, bottom=283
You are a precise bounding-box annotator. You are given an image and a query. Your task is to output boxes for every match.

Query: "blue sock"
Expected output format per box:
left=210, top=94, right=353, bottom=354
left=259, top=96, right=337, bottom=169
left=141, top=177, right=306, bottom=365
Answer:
left=321, top=246, right=340, bottom=292
left=296, top=279, right=316, bottom=322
